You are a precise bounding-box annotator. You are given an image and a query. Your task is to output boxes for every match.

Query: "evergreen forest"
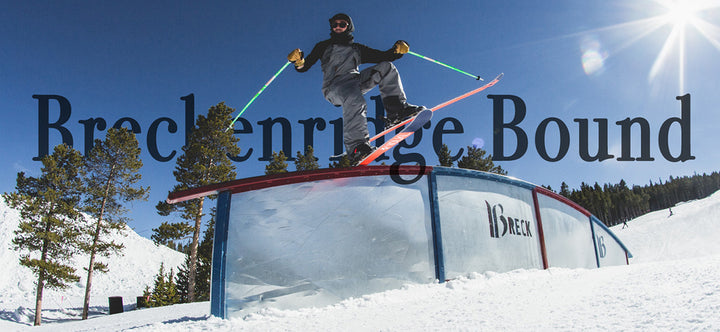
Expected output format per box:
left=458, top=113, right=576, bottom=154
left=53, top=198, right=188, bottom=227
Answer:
left=556, top=172, right=720, bottom=226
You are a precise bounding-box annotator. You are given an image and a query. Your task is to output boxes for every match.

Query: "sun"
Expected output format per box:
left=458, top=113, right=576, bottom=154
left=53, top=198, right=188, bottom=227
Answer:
left=572, top=0, right=720, bottom=94
left=643, top=0, right=720, bottom=93
left=662, top=1, right=699, bottom=26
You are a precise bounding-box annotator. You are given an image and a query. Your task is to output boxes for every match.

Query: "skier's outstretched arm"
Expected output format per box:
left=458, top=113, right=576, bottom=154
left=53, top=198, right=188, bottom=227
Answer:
left=288, top=40, right=330, bottom=72
left=359, top=40, right=409, bottom=64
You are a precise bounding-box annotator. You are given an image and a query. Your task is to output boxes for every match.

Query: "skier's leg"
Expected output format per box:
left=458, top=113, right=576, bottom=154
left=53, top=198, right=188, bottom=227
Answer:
left=359, top=62, right=426, bottom=129
left=342, top=89, right=375, bottom=163
left=329, top=81, right=370, bottom=154
left=359, top=61, right=406, bottom=101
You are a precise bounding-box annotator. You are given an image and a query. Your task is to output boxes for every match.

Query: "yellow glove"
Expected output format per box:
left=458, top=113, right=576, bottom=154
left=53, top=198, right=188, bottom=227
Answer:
left=288, top=48, right=305, bottom=67
left=393, top=40, right=409, bottom=54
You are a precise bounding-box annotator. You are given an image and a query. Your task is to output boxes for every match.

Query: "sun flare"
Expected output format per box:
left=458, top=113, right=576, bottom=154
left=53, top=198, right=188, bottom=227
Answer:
left=646, top=0, right=720, bottom=93
left=663, top=2, right=699, bottom=26
left=574, top=1, right=720, bottom=94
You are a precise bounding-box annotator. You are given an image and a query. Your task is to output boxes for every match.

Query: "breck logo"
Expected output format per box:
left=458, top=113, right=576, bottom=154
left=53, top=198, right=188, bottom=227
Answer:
left=485, top=201, right=533, bottom=238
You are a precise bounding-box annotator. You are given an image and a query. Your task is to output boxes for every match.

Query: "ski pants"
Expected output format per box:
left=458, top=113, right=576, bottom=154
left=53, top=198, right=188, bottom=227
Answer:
left=322, top=61, right=407, bottom=152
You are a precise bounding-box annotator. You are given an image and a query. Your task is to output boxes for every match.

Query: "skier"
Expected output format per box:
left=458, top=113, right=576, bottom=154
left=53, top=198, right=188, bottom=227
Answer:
left=287, top=13, right=426, bottom=164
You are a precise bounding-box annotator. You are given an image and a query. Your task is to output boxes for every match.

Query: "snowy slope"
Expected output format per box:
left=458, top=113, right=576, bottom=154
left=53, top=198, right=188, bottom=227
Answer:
left=3, top=191, right=720, bottom=331
left=0, top=198, right=185, bottom=328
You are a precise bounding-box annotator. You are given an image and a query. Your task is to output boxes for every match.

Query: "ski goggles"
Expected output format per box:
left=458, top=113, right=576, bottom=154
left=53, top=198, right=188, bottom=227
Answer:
left=331, top=21, right=348, bottom=28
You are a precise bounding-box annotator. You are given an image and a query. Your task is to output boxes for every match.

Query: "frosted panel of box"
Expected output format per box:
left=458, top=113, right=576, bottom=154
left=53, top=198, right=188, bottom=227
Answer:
left=536, top=194, right=596, bottom=268
left=591, top=217, right=628, bottom=267
left=436, top=175, right=543, bottom=279
left=224, top=176, right=435, bottom=318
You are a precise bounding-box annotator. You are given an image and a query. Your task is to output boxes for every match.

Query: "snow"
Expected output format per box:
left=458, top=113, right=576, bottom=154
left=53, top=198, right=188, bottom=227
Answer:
left=2, top=191, right=720, bottom=331
left=0, top=198, right=186, bottom=330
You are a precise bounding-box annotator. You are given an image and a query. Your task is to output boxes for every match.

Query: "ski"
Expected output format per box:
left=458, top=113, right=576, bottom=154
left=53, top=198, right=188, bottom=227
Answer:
left=355, top=73, right=504, bottom=166
left=369, top=73, right=504, bottom=144
left=357, top=109, right=433, bottom=166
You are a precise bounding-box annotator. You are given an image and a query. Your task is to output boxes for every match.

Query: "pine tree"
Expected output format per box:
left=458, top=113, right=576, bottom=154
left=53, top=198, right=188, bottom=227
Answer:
left=295, top=146, right=320, bottom=171
left=2, top=144, right=84, bottom=326
left=156, top=102, right=241, bottom=302
left=265, top=150, right=289, bottom=175
left=147, top=263, right=180, bottom=307
left=329, top=154, right=353, bottom=168
left=195, top=216, right=214, bottom=301
left=559, top=182, right=571, bottom=198
left=151, top=221, right=194, bottom=249
left=457, top=146, right=507, bottom=175
left=175, top=217, right=214, bottom=302
left=79, top=127, right=149, bottom=319
left=142, top=285, right=152, bottom=306
left=437, top=144, right=454, bottom=167
left=175, top=255, right=191, bottom=303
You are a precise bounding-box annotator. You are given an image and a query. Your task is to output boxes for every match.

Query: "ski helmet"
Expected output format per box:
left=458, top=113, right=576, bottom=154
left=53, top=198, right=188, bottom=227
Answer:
left=329, top=13, right=354, bottom=32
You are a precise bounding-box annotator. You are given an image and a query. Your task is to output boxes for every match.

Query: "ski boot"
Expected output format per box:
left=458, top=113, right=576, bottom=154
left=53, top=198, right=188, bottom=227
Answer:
left=349, top=142, right=375, bottom=166
left=382, top=96, right=427, bottom=130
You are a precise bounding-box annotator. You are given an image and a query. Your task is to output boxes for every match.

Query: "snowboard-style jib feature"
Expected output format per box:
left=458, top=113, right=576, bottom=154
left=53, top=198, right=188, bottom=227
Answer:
left=369, top=73, right=504, bottom=144
left=357, top=109, right=433, bottom=166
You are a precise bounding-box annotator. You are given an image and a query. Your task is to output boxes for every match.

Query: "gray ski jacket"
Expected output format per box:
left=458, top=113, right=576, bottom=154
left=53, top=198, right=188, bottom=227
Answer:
left=296, top=40, right=403, bottom=102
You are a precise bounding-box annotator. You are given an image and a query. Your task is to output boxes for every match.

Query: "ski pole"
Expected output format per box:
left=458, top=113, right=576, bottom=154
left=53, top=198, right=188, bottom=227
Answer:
left=407, top=50, right=484, bottom=81
left=226, top=61, right=293, bottom=132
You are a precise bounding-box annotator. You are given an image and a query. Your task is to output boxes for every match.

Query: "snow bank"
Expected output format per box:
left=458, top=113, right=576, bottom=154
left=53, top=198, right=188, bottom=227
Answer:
left=612, top=190, right=720, bottom=263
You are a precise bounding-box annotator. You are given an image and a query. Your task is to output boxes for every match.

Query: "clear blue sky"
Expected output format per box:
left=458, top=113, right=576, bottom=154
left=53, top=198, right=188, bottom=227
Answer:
left=2, top=1, right=719, bottom=238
